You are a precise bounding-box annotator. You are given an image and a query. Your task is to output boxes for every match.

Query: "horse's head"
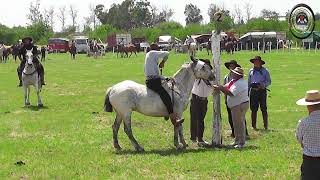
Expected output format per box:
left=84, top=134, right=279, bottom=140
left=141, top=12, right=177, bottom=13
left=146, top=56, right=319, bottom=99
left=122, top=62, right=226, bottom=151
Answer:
left=25, top=50, right=34, bottom=66
left=190, top=56, right=215, bottom=81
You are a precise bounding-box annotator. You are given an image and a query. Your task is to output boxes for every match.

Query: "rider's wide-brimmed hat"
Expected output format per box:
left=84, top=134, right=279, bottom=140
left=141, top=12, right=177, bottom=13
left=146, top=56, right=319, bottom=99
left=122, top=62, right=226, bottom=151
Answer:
left=296, top=90, right=320, bottom=106
left=250, top=56, right=265, bottom=65
left=22, top=37, right=33, bottom=43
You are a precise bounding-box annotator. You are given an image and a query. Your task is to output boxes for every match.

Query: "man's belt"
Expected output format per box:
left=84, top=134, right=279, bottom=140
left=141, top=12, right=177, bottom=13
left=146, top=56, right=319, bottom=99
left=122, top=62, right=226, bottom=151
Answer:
left=192, top=94, right=207, bottom=101
left=251, top=88, right=270, bottom=92
left=303, top=154, right=320, bottom=160
left=146, top=75, right=160, bottom=80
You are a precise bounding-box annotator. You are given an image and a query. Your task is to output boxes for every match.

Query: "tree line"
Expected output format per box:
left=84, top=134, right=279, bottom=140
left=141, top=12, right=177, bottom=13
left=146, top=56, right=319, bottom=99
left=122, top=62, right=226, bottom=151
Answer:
left=0, top=0, right=320, bottom=45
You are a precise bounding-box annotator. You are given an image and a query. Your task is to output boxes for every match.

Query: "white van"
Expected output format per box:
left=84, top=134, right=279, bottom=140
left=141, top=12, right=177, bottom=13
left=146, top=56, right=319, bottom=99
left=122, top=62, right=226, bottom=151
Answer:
left=74, top=36, right=88, bottom=53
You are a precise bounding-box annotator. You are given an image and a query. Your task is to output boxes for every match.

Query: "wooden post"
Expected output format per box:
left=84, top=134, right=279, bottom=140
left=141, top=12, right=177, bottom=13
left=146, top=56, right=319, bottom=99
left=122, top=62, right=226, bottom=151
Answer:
left=252, top=42, right=254, bottom=51
left=211, top=30, right=222, bottom=146
left=258, top=42, right=260, bottom=51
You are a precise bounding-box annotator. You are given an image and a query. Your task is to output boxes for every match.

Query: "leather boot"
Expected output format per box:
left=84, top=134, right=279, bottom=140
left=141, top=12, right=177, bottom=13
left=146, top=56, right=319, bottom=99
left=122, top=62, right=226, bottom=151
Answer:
left=251, top=111, right=257, bottom=130
left=262, top=111, right=268, bottom=130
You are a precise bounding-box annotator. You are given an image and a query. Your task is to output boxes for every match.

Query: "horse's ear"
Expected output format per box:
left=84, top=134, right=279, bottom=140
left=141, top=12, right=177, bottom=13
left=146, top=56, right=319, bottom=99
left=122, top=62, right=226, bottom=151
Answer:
left=190, top=56, right=197, bottom=63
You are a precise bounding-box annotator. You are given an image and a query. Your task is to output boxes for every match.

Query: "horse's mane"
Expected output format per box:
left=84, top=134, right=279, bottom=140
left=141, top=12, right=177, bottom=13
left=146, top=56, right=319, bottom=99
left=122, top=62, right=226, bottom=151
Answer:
left=173, top=62, right=191, bottom=77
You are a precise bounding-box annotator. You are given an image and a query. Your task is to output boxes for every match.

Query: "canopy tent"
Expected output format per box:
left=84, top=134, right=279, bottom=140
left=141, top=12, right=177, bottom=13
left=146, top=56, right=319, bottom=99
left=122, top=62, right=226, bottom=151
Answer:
left=158, top=35, right=181, bottom=44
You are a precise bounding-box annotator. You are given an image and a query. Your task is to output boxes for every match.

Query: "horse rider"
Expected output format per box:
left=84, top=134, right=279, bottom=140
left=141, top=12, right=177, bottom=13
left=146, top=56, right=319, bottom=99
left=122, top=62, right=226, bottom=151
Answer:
left=185, top=35, right=195, bottom=49
left=144, top=43, right=184, bottom=126
left=17, top=37, right=45, bottom=86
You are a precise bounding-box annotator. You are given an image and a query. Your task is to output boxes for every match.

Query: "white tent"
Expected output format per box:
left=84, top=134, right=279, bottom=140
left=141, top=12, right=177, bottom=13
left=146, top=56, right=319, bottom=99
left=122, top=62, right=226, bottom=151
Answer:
left=158, top=35, right=181, bottom=43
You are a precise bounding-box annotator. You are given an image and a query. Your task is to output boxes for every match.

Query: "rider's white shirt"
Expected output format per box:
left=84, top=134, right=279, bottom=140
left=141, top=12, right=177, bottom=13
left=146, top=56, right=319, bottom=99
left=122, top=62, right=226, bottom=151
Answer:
left=144, top=50, right=169, bottom=80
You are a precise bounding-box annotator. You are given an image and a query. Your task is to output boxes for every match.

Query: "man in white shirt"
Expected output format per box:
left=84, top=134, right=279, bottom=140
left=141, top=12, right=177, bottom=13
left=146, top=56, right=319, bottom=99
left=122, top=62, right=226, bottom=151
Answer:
left=144, top=43, right=184, bottom=126
left=296, top=90, right=320, bottom=180
left=190, top=59, right=213, bottom=146
left=213, top=67, right=249, bottom=149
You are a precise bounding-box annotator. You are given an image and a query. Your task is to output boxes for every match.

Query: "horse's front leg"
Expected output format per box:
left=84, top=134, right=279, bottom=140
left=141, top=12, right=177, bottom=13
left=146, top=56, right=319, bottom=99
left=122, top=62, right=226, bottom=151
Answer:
left=24, top=85, right=30, bottom=106
left=178, top=125, right=188, bottom=148
left=23, top=85, right=30, bottom=106
left=35, top=82, right=43, bottom=107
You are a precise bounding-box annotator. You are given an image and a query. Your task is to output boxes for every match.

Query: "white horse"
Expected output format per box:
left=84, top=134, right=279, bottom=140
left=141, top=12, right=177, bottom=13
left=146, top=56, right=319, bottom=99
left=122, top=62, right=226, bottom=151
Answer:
left=22, top=49, right=43, bottom=107
left=104, top=57, right=215, bottom=152
left=0, top=45, right=5, bottom=63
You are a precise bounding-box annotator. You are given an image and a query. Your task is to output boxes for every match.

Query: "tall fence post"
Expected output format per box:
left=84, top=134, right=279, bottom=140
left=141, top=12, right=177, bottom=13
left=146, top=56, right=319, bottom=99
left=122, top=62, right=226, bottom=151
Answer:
left=211, top=30, right=222, bottom=146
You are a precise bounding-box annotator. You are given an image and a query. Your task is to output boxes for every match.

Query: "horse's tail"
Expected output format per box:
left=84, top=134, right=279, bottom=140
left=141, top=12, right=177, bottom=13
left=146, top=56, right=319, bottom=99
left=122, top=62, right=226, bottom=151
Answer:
left=104, top=88, right=113, bottom=112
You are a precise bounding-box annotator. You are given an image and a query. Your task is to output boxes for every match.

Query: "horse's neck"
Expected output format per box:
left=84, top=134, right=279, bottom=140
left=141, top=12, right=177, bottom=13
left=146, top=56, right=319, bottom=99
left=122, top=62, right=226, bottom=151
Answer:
left=173, top=66, right=195, bottom=97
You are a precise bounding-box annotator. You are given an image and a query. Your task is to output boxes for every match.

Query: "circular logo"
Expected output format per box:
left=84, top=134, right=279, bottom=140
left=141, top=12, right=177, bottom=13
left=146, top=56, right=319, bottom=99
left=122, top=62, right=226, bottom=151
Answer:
left=289, top=4, right=315, bottom=39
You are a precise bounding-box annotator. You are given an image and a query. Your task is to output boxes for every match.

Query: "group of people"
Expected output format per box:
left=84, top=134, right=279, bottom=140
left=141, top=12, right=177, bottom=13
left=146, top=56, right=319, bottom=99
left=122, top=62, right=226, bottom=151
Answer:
left=191, top=56, right=271, bottom=148
left=143, top=43, right=272, bottom=149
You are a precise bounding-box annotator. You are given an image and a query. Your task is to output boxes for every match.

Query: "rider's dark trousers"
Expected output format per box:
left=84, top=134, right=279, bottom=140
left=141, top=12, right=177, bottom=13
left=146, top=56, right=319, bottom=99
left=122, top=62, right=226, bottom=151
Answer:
left=145, top=78, right=173, bottom=114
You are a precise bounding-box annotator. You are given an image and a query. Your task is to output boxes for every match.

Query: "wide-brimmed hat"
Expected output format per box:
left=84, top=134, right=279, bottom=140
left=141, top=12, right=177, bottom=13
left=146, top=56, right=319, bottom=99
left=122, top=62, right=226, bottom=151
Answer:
left=250, top=56, right=265, bottom=65
left=22, top=37, right=33, bottom=43
left=224, top=60, right=241, bottom=69
left=296, top=90, right=320, bottom=106
left=230, top=67, right=245, bottom=76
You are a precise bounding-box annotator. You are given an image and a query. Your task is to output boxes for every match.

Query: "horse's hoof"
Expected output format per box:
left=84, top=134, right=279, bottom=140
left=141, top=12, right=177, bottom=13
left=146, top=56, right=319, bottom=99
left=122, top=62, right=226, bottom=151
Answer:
left=114, top=144, right=122, bottom=151
left=25, top=103, right=30, bottom=106
left=136, top=147, right=145, bottom=153
left=176, top=144, right=186, bottom=151
left=38, top=104, right=44, bottom=108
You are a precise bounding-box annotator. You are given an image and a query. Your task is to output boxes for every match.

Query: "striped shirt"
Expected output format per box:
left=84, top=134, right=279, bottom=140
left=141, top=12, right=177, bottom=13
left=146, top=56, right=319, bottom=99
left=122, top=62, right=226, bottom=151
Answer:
left=296, top=110, right=320, bottom=157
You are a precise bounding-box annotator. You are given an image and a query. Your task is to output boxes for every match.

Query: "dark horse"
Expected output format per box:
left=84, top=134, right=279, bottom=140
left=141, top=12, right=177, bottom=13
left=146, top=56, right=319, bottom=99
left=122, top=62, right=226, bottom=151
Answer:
left=116, top=44, right=137, bottom=58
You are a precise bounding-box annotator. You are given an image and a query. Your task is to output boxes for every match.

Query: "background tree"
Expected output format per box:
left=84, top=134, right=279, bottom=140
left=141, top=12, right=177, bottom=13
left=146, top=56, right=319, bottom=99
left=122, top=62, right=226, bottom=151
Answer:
left=261, top=9, right=279, bottom=20
left=234, top=4, right=243, bottom=24
left=69, top=5, right=78, bottom=29
left=26, top=0, right=43, bottom=25
left=244, top=2, right=253, bottom=22
left=184, top=4, right=203, bottom=25
left=57, top=6, right=67, bottom=31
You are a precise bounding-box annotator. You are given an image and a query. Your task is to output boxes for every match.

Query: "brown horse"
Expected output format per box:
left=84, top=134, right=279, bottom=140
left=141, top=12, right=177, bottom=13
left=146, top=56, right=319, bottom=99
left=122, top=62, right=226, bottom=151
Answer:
left=116, top=44, right=137, bottom=58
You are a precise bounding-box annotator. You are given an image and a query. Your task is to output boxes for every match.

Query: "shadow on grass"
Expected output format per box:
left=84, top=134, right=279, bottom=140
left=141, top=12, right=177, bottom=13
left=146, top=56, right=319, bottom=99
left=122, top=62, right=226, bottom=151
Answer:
left=23, top=105, right=49, bottom=111
left=115, top=145, right=259, bottom=156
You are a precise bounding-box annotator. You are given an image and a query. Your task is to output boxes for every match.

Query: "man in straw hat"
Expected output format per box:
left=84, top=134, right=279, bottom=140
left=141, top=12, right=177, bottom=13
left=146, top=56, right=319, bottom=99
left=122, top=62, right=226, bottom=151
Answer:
left=224, top=60, right=249, bottom=138
left=248, top=56, right=271, bottom=130
left=144, top=43, right=184, bottom=126
left=213, top=67, right=249, bottom=149
left=296, top=90, right=320, bottom=179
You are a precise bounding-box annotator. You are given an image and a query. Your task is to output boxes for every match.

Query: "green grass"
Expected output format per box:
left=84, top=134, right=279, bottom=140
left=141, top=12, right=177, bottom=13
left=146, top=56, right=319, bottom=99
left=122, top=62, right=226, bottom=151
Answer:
left=0, top=50, right=319, bottom=179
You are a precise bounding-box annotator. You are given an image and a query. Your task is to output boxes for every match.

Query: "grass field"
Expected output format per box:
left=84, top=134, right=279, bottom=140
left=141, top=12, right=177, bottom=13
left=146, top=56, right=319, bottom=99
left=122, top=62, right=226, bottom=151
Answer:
left=0, top=50, right=320, bottom=179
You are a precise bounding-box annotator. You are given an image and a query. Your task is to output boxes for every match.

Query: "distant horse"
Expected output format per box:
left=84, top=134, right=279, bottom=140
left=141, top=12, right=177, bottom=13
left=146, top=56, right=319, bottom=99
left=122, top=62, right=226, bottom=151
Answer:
left=0, top=45, right=5, bottom=63
left=104, top=57, right=215, bottom=152
left=225, top=41, right=235, bottom=54
left=206, top=41, right=212, bottom=55
left=116, top=44, right=137, bottom=58
left=11, top=45, right=20, bottom=63
left=2, top=47, right=11, bottom=62
left=21, top=48, right=43, bottom=107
